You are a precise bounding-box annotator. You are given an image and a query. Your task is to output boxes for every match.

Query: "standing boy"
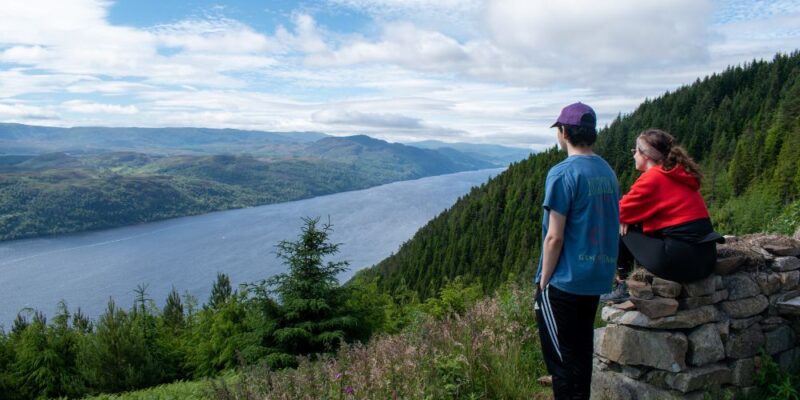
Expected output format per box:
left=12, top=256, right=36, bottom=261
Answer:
left=534, top=102, right=619, bottom=400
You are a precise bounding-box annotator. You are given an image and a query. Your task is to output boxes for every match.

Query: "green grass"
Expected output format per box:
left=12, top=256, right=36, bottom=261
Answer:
left=212, top=284, right=553, bottom=400
left=81, top=380, right=214, bottom=400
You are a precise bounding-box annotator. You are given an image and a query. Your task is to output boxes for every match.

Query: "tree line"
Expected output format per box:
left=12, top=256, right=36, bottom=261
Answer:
left=0, top=217, right=485, bottom=399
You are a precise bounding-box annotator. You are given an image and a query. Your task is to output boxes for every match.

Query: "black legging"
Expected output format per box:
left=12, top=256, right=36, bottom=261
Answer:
left=616, top=225, right=716, bottom=283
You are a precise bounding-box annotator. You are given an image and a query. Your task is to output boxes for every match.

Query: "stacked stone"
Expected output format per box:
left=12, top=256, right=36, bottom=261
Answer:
left=591, top=235, right=800, bottom=400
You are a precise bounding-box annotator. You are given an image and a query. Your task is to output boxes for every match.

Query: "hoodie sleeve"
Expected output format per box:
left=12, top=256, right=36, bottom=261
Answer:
left=619, top=170, right=661, bottom=224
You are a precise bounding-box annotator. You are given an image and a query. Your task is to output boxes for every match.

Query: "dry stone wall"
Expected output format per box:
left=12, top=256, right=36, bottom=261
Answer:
left=591, top=235, right=800, bottom=399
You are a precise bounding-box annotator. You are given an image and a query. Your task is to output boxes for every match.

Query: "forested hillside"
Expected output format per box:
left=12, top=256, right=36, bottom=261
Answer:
left=0, top=123, right=326, bottom=155
left=365, top=52, right=800, bottom=300
left=0, top=135, right=494, bottom=241
left=595, top=52, right=800, bottom=234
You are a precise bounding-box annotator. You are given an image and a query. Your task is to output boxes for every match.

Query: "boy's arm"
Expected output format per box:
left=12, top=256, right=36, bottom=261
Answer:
left=539, top=210, right=566, bottom=290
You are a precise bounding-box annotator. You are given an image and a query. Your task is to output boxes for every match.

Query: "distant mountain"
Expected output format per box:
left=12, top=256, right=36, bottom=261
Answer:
left=362, top=51, right=800, bottom=300
left=0, top=135, right=497, bottom=241
left=307, top=135, right=494, bottom=178
left=0, top=123, right=328, bottom=156
left=407, top=140, right=531, bottom=166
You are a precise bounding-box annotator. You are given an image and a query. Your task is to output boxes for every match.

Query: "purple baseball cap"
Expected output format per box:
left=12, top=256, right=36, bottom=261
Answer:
left=550, top=102, right=596, bottom=129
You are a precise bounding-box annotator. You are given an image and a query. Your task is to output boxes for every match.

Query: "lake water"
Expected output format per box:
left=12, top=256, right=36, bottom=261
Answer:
left=0, top=168, right=503, bottom=328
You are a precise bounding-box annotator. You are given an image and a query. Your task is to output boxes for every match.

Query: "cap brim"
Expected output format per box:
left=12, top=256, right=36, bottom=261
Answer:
left=550, top=122, right=560, bottom=128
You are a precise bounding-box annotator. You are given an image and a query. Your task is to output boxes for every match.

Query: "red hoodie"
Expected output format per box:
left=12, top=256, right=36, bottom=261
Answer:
left=619, top=164, right=710, bottom=233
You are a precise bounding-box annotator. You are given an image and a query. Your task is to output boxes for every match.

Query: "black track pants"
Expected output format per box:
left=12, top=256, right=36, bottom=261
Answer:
left=616, top=228, right=715, bottom=282
left=535, top=284, right=600, bottom=400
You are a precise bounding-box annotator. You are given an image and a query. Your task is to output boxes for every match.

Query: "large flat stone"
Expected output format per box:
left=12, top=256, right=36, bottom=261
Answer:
left=779, top=270, right=800, bottom=291
left=772, top=256, right=800, bottom=272
left=729, top=358, right=755, bottom=387
left=688, top=323, right=725, bottom=366
left=765, top=324, right=795, bottom=355
left=755, top=272, right=782, bottom=295
left=793, top=319, right=800, bottom=336
left=761, top=316, right=788, bottom=331
left=772, top=291, right=800, bottom=315
left=723, top=273, right=761, bottom=300
left=628, top=280, right=654, bottom=300
left=630, top=296, right=679, bottom=319
left=595, top=325, right=687, bottom=372
left=725, top=323, right=765, bottom=359
left=712, top=289, right=730, bottom=303
left=776, top=346, right=800, bottom=370
left=602, top=306, right=625, bottom=321
left=604, top=305, right=721, bottom=330
left=778, top=295, right=800, bottom=316
left=679, top=289, right=728, bottom=310
left=652, top=278, right=682, bottom=298
left=591, top=368, right=703, bottom=400
left=720, top=295, right=769, bottom=318
left=715, top=256, right=747, bottom=275
left=730, top=315, right=763, bottom=330
left=762, top=245, right=800, bottom=257
left=620, top=364, right=646, bottom=379
left=613, top=300, right=636, bottom=311
left=760, top=247, right=777, bottom=260
left=682, top=275, right=720, bottom=297
left=647, top=364, right=732, bottom=393
left=715, top=319, right=731, bottom=342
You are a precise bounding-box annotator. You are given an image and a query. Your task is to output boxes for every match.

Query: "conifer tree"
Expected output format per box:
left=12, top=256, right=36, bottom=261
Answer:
left=162, top=286, right=184, bottom=329
left=10, top=313, right=28, bottom=338
left=262, top=217, right=356, bottom=367
left=80, top=299, right=157, bottom=393
left=158, top=287, right=189, bottom=382
left=72, top=307, right=92, bottom=334
left=0, top=328, right=18, bottom=400
left=12, top=303, right=84, bottom=398
left=208, top=272, right=233, bottom=309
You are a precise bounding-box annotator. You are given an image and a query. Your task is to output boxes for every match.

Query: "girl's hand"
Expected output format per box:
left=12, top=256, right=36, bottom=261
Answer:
left=620, top=223, right=629, bottom=236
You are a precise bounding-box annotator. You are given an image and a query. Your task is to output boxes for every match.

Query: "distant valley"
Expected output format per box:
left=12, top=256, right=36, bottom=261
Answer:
left=0, top=123, right=530, bottom=241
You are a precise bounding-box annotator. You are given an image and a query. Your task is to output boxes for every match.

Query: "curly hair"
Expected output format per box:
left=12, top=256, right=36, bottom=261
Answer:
left=638, top=129, right=703, bottom=184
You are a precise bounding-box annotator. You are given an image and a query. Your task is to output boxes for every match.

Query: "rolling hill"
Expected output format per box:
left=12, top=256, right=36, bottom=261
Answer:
left=0, top=134, right=497, bottom=241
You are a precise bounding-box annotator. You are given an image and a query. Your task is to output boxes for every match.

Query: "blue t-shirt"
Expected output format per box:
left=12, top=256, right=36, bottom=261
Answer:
left=534, top=154, right=620, bottom=295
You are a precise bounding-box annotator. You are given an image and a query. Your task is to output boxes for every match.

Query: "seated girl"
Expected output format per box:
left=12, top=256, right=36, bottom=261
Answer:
left=602, top=129, right=724, bottom=302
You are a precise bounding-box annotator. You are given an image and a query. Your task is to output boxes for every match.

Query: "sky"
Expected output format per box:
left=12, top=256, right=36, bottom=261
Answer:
left=1, top=0, right=799, bottom=150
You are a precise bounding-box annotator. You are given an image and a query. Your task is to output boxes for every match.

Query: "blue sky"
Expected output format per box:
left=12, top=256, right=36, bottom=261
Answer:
left=1, top=0, right=799, bottom=149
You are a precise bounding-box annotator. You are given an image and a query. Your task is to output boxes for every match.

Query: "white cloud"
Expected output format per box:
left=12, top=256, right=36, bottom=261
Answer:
left=0, top=0, right=798, bottom=148
left=298, top=1, right=718, bottom=88
left=65, top=80, right=156, bottom=94
left=0, top=69, right=92, bottom=98
left=0, top=103, right=59, bottom=120
left=482, top=0, right=714, bottom=84
left=0, top=46, right=48, bottom=64
left=485, top=0, right=712, bottom=62
left=307, top=22, right=469, bottom=70
left=153, top=18, right=278, bottom=54
left=0, top=0, right=278, bottom=88
left=312, top=109, right=424, bottom=129
left=274, top=14, right=330, bottom=55
left=326, top=0, right=483, bottom=38
left=61, top=100, right=139, bottom=114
